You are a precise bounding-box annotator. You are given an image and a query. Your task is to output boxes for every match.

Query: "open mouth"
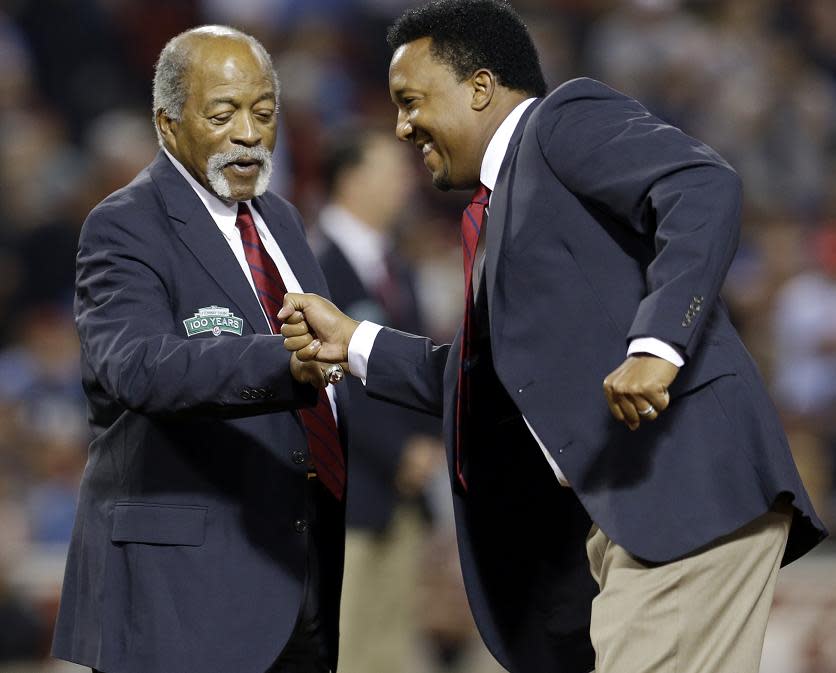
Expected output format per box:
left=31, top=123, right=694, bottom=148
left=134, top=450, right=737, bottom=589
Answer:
left=226, top=159, right=261, bottom=176
left=418, top=140, right=440, bottom=171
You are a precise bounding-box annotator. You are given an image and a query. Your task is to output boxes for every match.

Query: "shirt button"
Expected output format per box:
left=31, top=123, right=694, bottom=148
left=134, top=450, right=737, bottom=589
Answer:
left=294, top=519, right=308, bottom=534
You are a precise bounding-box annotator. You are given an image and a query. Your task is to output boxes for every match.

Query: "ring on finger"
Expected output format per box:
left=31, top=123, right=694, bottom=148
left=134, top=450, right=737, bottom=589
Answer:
left=325, top=364, right=345, bottom=384
left=638, top=405, right=656, bottom=417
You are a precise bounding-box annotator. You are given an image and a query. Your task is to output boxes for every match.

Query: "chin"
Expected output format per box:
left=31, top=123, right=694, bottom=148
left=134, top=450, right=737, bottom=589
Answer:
left=208, top=159, right=272, bottom=202
left=432, top=170, right=452, bottom=192
left=229, top=185, right=257, bottom=201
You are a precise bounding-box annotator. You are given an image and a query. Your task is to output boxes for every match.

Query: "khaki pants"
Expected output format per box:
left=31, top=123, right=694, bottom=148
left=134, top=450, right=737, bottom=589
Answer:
left=586, top=505, right=791, bottom=673
left=338, top=505, right=424, bottom=673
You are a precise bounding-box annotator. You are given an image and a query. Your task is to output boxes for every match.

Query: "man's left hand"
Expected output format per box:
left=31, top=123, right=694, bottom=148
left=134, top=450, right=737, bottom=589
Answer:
left=603, top=355, right=679, bottom=431
left=289, top=352, right=328, bottom=389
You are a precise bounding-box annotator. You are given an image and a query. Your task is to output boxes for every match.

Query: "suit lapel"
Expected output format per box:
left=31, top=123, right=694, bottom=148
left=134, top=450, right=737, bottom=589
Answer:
left=253, top=196, right=324, bottom=297
left=150, top=152, right=270, bottom=333
left=485, top=100, right=540, bottom=323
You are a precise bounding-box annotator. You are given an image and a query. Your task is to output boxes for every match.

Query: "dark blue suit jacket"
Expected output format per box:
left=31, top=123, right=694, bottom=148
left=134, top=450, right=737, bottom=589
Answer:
left=52, top=152, right=346, bottom=673
left=363, top=79, right=827, bottom=673
left=316, top=236, right=438, bottom=531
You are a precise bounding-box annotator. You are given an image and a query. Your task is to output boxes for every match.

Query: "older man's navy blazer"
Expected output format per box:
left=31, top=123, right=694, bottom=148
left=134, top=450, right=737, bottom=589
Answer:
left=52, top=152, right=346, bottom=673
left=364, top=78, right=827, bottom=673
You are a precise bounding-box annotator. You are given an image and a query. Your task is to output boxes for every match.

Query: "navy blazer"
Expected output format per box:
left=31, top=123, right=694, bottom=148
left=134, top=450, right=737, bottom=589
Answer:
left=52, top=152, right=346, bottom=673
left=317, top=236, right=438, bottom=531
left=364, top=79, right=827, bottom=673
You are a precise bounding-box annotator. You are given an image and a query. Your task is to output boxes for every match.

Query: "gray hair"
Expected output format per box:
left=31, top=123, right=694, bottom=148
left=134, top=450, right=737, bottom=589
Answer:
left=152, top=25, right=280, bottom=146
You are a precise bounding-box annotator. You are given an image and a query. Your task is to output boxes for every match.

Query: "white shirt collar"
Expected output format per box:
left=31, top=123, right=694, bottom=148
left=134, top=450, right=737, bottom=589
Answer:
left=479, top=98, right=536, bottom=191
left=162, top=147, right=253, bottom=240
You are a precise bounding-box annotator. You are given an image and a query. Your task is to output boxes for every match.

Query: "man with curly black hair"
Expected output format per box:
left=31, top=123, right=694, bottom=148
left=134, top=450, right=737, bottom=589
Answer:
left=279, top=2, right=827, bottom=672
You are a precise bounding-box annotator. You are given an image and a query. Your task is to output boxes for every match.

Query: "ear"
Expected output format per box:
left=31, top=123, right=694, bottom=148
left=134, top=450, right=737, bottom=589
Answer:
left=470, top=69, right=496, bottom=111
left=156, top=109, right=178, bottom=150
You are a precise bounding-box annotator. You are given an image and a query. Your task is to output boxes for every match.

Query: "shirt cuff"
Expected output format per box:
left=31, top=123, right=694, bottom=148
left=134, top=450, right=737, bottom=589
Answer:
left=347, top=321, right=383, bottom=384
left=627, top=337, right=685, bottom=368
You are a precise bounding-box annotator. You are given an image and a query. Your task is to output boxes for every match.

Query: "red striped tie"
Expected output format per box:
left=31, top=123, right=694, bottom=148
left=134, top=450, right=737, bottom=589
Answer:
left=455, top=184, right=490, bottom=491
left=235, top=202, right=346, bottom=501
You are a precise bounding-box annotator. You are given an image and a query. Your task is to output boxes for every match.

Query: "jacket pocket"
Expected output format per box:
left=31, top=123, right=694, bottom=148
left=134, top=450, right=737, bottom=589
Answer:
left=667, top=341, right=737, bottom=400
left=111, top=502, right=207, bottom=546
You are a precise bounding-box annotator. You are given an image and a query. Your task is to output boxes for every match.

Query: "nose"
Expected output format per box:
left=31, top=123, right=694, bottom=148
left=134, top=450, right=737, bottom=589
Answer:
left=395, top=111, right=412, bottom=142
left=231, top=111, right=261, bottom=147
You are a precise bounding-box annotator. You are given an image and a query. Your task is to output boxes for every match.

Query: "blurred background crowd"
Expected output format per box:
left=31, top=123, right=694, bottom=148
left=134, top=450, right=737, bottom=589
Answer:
left=0, top=0, right=834, bottom=671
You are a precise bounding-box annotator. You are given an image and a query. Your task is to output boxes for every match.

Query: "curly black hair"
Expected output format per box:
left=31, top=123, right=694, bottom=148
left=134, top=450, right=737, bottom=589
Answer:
left=387, top=0, right=547, bottom=97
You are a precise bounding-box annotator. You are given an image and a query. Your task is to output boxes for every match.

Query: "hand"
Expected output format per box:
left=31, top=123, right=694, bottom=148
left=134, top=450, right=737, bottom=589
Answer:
left=289, top=351, right=327, bottom=389
left=602, top=355, right=678, bottom=431
left=278, top=293, right=360, bottom=364
left=396, top=435, right=445, bottom=497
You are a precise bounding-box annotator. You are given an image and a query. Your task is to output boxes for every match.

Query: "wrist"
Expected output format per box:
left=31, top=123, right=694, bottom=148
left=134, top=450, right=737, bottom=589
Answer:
left=342, top=319, right=360, bottom=361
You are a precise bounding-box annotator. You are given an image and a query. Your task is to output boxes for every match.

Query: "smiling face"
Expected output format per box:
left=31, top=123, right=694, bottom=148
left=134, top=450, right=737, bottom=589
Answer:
left=389, top=37, right=485, bottom=192
left=159, top=36, right=277, bottom=202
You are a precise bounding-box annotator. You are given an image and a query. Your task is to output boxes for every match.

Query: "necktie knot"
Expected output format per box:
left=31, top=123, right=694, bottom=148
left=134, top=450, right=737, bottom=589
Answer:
left=471, top=183, right=491, bottom=205
left=235, top=202, right=255, bottom=230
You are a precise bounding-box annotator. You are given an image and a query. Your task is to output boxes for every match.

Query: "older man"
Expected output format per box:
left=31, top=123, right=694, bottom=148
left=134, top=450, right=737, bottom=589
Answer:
left=279, top=1, right=827, bottom=673
left=52, top=26, right=345, bottom=673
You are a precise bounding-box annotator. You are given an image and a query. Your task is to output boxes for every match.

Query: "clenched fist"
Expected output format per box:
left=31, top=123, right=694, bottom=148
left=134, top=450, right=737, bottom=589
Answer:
left=602, top=355, right=678, bottom=431
left=278, top=293, right=360, bottom=365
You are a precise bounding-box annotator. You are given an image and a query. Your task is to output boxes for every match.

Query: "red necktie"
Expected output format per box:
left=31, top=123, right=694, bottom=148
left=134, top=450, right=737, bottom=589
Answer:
left=455, top=184, right=490, bottom=491
left=235, top=202, right=346, bottom=501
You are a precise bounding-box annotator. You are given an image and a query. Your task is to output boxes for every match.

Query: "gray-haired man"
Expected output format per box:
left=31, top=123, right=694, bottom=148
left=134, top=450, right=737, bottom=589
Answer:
left=52, top=26, right=346, bottom=673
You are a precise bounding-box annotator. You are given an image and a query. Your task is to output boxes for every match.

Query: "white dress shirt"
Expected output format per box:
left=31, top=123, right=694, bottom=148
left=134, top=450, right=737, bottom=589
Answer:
left=164, top=149, right=338, bottom=418
left=347, top=98, right=685, bottom=485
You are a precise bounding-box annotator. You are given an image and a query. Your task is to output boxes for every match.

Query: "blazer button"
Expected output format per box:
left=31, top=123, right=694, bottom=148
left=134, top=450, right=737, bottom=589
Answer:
left=292, top=450, right=305, bottom=465
left=240, top=389, right=252, bottom=400
left=294, top=519, right=308, bottom=534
